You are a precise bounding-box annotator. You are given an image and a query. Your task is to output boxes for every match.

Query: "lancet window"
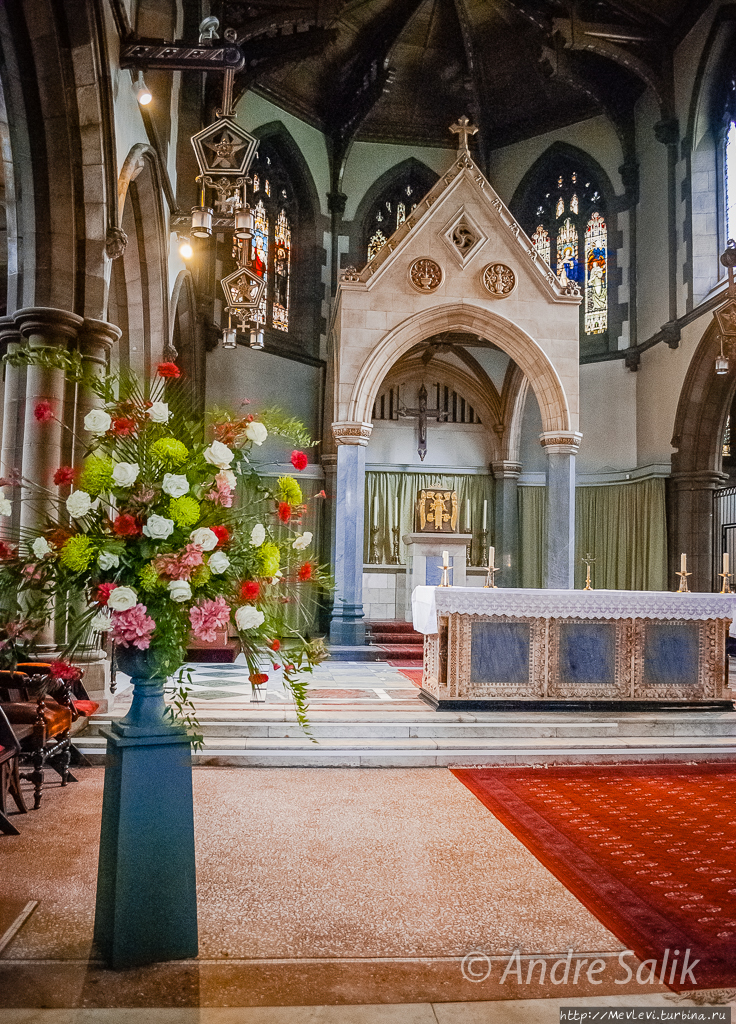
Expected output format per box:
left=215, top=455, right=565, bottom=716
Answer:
left=362, top=165, right=439, bottom=265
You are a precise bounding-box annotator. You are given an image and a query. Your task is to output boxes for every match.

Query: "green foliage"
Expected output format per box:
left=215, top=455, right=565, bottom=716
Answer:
left=165, top=668, right=204, bottom=751
left=258, top=408, right=314, bottom=449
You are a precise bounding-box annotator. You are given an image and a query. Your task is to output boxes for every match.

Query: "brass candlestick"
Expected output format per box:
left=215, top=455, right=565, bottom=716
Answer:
left=719, top=571, right=732, bottom=594
left=439, top=558, right=452, bottom=588
left=390, top=526, right=401, bottom=564
left=484, top=566, right=500, bottom=588
left=676, top=569, right=691, bottom=593
left=476, top=529, right=488, bottom=567
left=369, top=526, right=380, bottom=564
left=582, top=551, right=595, bottom=591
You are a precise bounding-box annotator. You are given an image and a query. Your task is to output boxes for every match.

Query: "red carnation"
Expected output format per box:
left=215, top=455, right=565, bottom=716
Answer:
left=95, top=582, right=118, bottom=606
left=157, top=362, right=181, bottom=378
left=315, top=489, right=327, bottom=499
left=270, top=638, right=281, bottom=652
left=211, top=525, right=229, bottom=547
left=0, top=541, right=16, bottom=560
left=249, top=672, right=269, bottom=686
left=49, top=659, right=82, bottom=682
left=53, top=466, right=76, bottom=486
left=240, top=580, right=261, bottom=601
left=290, top=450, right=308, bottom=471
left=34, top=401, right=53, bottom=423
left=277, top=501, right=292, bottom=523
left=297, top=562, right=313, bottom=582
left=112, top=513, right=142, bottom=537
left=111, top=416, right=137, bottom=437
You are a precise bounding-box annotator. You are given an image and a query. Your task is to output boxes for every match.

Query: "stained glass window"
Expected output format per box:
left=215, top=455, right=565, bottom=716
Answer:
left=556, top=218, right=579, bottom=287
left=571, top=193, right=579, bottom=214
left=363, top=165, right=439, bottom=264
left=272, top=209, right=291, bottom=333
left=585, top=212, right=607, bottom=334
left=368, top=230, right=388, bottom=261
left=252, top=199, right=269, bottom=325
left=726, top=120, right=736, bottom=242
left=531, top=225, right=551, bottom=267
left=396, top=202, right=406, bottom=230
left=264, top=179, right=271, bottom=197
left=556, top=197, right=565, bottom=219
left=252, top=174, right=260, bottom=192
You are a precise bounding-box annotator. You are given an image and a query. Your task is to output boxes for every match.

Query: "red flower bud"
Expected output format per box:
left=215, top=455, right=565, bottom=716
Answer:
left=277, top=501, right=292, bottom=523
left=34, top=401, right=53, bottom=423
left=240, top=580, right=261, bottom=601
left=157, top=362, right=181, bottom=378
left=290, top=450, right=308, bottom=471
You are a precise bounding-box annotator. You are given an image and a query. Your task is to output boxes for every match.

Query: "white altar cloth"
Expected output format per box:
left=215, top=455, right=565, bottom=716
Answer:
left=411, top=586, right=736, bottom=635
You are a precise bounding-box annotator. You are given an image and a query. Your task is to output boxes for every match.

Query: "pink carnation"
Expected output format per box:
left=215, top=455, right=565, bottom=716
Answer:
left=189, top=596, right=231, bottom=643
left=154, top=543, right=204, bottom=581
left=207, top=472, right=234, bottom=507
left=111, top=603, right=156, bottom=650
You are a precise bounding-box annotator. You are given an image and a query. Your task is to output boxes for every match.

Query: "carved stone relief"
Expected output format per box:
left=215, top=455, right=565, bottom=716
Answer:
left=409, top=257, right=443, bottom=292
left=481, top=262, right=516, bottom=298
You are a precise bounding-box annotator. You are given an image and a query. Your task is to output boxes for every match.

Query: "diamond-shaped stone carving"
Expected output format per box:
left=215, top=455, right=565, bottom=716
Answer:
left=221, top=266, right=265, bottom=311
left=441, top=207, right=487, bottom=267
left=191, top=117, right=258, bottom=178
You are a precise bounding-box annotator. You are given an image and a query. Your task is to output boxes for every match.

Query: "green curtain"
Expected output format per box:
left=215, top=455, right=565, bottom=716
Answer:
left=518, top=486, right=547, bottom=589
left=574, top=478, right=667, bottom=591
left=364, top=471, right=495, bottom=564
left=518, top=478, right=668, bottom=591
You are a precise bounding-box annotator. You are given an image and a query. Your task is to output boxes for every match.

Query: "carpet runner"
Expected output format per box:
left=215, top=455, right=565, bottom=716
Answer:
left=369, top=621, right=424, bottom=662
left=451, top=762, right=736, bottom=990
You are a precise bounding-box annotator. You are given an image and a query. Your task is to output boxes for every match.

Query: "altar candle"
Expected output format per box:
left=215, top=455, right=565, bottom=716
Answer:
left=724, top=552, right=730, bottom=575
left=680, top=552, right=687, bottom=572
left=373, top=495, right=378, bottom=528
left=482, top=499, right=487, bottom=530
left=488, top=546, right=495, bottom=569
left=395, top=495, right=399, bottom=525
left=465, top=498, right=471, bottom=532
left=442, top=549, right=449, bottom=567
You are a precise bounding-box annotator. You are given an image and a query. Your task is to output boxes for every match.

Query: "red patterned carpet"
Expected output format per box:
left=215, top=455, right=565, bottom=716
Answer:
left=451, top=763, right=736, bottom=990
left=389, top=661, right=424, bottom=687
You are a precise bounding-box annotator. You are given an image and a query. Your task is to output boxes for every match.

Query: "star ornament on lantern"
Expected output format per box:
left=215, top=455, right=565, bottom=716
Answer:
left=220, top=265, right=265, bottom=312
left=716, top=298, right=736, bottom=337
left=191, top=117, right=258, bottom=178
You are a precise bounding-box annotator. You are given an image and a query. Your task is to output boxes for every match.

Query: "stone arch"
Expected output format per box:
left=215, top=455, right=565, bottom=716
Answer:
left=345, top=303, right=572, bottom=437
left=670, top=318, right=733, bottom=591
left=170, top=269, right=204, bottom=408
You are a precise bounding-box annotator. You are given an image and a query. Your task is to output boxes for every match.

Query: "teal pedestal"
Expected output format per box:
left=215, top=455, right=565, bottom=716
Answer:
left=93, top=655, right=198, bottom=969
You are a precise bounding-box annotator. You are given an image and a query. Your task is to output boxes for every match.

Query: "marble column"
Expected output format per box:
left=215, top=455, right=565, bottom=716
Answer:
left=672, top=469, right=728, bottom=593
left=329, top=421, right=372, bottom=646
left=491, top=460, right=522, bottom=587
left=0, top=318, right=23, bottom=537
left=540, top=431, right=582, bottom=590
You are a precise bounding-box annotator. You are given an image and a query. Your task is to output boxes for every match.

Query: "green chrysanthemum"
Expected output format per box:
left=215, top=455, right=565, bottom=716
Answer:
left=60, top=534, right=94, bottom=572
left=168, top=495, right=200, bottom=529
left=277, top=475, right=302, bottom=506
left=191, top=564, right=211, bottom=588
left=79, top=455, right=114, bottom=496
left=257, top=541, right=280, bottom=578
left=139, top=563, right=164, bottom=592
left=150, top=437, right=189, bottom=468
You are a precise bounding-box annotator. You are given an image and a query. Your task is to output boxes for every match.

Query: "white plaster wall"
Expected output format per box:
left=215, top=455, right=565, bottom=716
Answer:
left=577, top=362, right=637, bottom=474
left=342, top=143, right=455, bottom=222
left=470, top=347, right=512, bottom=391
left=367, top=422, right=493, bottom=470
left=635, top=91, right=672, bottom=344
left=518, top=389, right=546, bottom=473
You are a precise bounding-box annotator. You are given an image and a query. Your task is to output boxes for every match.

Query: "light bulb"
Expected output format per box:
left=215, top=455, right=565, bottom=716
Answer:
left=134, top=72, right=152, bottom=106
left=178, top=237, right=193, bottom=260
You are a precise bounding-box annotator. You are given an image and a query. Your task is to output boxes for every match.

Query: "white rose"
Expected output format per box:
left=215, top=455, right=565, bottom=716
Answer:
left=108, top=586, right=138, bottom=612
left=90, top=611, right=112, bottom=633
left=162, top=473, right=189, bottom=498
left=208, top=550, right=230, bottom=574
left=83, top=408, right=112, bottom=434
left=270, top=570, right=283, bottom=586
left=250, top=523, right=266, bottom=547
left=189, top=527, right=218, bottom=551
left=168, top=579, right=192, bottom=603
left=0, top=498, right=11, bottom=517
left=66, top=490, right=93, bottom=518
left=32, top=537, right=52, bottom=558
left=148, top=401, right=170, bottom=424
left=112, top=461, right=139, bottom=488
left=235, top=605, right=265, bottom=631
left=244, top=421, right=268, bottom=446
left=203, top=439, right=234, bottom=469
left=292, top=532, right=313, bottom=551
left=98, top=551, right=120, bottom=571
left=142, top=514, right=175, bottom=540
left=217, top=469, right=236, bottom=489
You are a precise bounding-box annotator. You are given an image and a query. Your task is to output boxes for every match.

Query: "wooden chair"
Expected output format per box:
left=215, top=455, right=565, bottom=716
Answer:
left=0, top=670, right=74, bottom=810
left=0, top=704, right=28, bottom=834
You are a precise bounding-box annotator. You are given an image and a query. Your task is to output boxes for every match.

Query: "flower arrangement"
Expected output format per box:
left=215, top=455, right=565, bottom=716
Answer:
left=0, top=350, right=330, bottom=725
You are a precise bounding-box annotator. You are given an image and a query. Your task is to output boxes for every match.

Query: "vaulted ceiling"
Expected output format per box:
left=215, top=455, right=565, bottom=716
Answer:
left=221, top=0, right=710, bottom=154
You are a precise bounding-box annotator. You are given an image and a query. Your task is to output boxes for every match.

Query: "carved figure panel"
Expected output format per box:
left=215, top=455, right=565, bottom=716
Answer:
left=417, top=489, right=458, bottom=532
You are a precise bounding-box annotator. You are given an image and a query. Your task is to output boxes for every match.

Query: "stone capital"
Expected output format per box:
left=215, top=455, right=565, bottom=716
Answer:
left=13, top=307, right=84, bottom=345
left=672, top=469, right=729, bottom=491
left=0, top=316, right=21, bottom=355
left=539, top=430, right=583, bottom=456
left=491, top=460, right=522, bottom=479
left=332, top=421, right=373, bottom=447
left=79, top=318, right=122, bottom=364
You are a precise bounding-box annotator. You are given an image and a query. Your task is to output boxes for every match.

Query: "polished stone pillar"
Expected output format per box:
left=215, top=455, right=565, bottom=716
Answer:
left=541, top=431, right=582, bottom=589
left=329, top=421, right=372, bottom=646
left=76, top=319, right=120, bottom=458
left=672, top=470, right=728, bottom=592
left=0, top=318, right=23, bottom=537
left=491, top=460, right=522, bottom=587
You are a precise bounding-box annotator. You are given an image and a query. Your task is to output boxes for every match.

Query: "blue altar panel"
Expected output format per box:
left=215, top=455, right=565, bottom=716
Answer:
left=559, top=622, right=616, bottom=685
left=470, top=621, right=529, bottom=684
left=426, top=556, right=452, bottom=587
left=643, top=623, right=699, bottom=686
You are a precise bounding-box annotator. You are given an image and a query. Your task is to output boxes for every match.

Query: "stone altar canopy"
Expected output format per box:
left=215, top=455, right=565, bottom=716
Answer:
left=327, top=121, right=582, bottom=645
left=412, top=586, right=736, bottom=711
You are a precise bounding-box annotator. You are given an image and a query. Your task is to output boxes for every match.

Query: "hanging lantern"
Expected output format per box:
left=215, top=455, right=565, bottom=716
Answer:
left=249, top=326, right=264, bottom=350
left=716, top=353, right=729, bottom=374
left=191, top=117, right=258, bottom=180
left=220, top=265, right=265, bottom=314
left=191, top=205, right=213, bottom=238
left=222, top=326, right=238, bottom=349
left=234, top=205, right=253, bottom=239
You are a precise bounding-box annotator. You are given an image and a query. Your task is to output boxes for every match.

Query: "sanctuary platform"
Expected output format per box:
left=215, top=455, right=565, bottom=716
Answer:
left=412, top=586, right=736, bottom=711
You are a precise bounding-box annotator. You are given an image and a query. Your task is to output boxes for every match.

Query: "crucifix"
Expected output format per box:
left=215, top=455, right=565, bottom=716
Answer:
left=398, top=384, right=449, bottom=461
left=450, top=115, right=478, bottom=153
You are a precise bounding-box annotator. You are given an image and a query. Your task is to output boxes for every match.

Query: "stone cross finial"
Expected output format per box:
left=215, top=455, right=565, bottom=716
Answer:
left=450, top=116, right=478, bottom=152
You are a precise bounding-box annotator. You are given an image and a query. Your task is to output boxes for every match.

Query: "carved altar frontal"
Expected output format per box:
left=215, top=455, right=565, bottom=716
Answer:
left=413, top=587, right=735, bottom=710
